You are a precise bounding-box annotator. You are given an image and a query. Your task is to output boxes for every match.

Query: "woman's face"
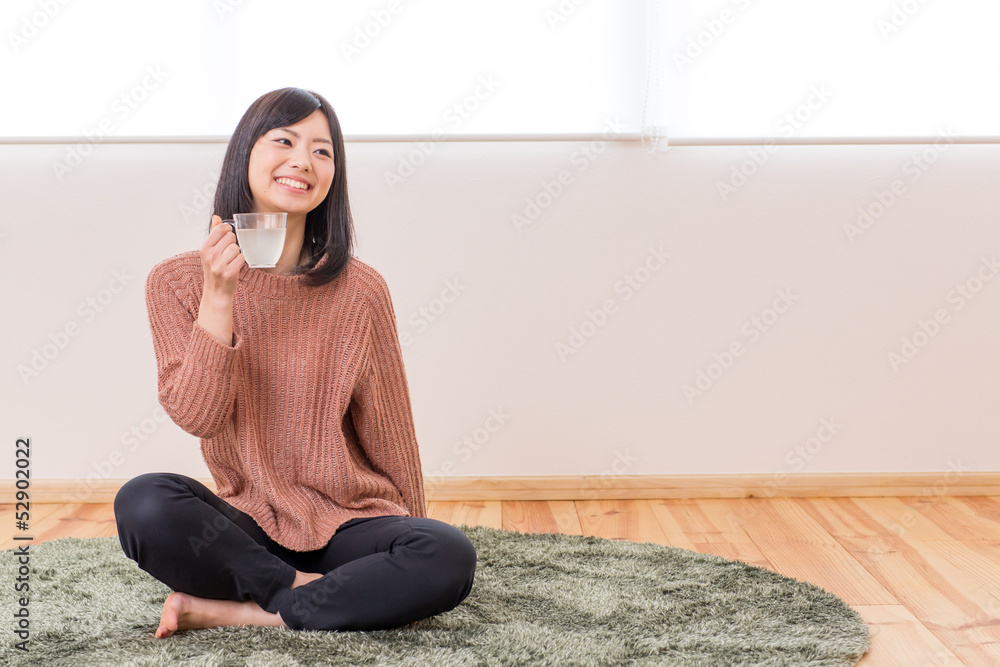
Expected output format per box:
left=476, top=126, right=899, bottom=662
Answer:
left=247, top=109, right=336, bottom=218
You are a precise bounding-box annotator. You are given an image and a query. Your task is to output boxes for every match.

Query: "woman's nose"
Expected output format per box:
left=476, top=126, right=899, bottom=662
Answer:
left=288, top=147, right=312, bottom=171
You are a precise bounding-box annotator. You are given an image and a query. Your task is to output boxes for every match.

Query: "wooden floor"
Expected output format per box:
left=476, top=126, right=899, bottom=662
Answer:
left=3, top=496, right=999, bottom=666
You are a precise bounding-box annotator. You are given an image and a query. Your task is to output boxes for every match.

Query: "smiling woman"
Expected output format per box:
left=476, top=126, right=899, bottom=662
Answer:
left=212, top=87, right=354, bottom=286
left=113, top=86, right=477, bottom=640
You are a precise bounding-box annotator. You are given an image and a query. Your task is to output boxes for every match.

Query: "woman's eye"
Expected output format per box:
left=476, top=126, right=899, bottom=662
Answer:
left=274, top=138, right=330, bottom=156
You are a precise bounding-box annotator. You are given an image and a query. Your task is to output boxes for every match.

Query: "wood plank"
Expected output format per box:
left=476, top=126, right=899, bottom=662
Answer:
left=726, top=498, right=897, bottom=605
left=576, top=499, right=670, bottom=545
left=853, top=604, right=963, bottom=666
left=0, top=503, right=81, bottom=549
left=852, top=497, right=955, bottom=541
left=426, top=500, right=502, bottom=529
left=501, top=500, right=582, bottom=535
left=885, top=496, right=988, bottom=541
left=682, top=542, right=773, bottom=570
left=801, top=495, right=997, bottom=547
left=8, top=503, right=83, bottom=546
left=829, top=533, right=987, bottom=621
left=800, top=499, right=1000, bottom=666
left=43, top=503, right=116, bottom=541
left=0, top=504, right=13, bottom=538
left=794, top=497, right=887, bottom=539
left=747, top=541, right=897, bottom=606
left=918, top=541, right=1000, bottom=609
left=906, top=540, right=1000, bottom=666
left=649, top=498, right=755, bottom=544
left=647, top=499, right=771, bottom=568
left=957, top=539, right=1000, bottom=569
left=954, top=496, right=1000, bottom=532
left=912, top=496, right=1000, bottom=540
left=724, top=498, right=842, bottom=546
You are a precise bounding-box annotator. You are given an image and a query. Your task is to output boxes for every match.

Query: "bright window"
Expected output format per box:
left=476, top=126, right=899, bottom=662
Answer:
left=2, top=1, right=994, bottom=140
left=2, top=0, right=642, bottom=138
left=660, top=0, right=1000, bottom=138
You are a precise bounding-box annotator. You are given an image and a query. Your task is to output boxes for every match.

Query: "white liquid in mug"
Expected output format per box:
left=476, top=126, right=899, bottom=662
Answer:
left=236, top=228, right=287, bottom=267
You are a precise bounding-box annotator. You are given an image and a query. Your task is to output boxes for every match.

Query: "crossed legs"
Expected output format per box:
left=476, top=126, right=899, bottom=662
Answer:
left=113, top=472, right=476, bottom=635
left=155, top=568, right=323, bottom=637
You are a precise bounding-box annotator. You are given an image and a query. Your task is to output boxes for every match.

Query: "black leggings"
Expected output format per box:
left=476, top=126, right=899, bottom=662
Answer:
left=113, top=472, right=477, bottom=631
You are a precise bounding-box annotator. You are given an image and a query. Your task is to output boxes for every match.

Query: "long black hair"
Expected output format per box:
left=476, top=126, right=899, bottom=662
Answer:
left=212, top=87, right=355, bottom=287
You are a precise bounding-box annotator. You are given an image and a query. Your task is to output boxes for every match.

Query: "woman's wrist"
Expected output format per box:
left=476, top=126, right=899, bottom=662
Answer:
left=197, top=290, right=235, bottom=346
left=200, top=286, right=235, bottom=310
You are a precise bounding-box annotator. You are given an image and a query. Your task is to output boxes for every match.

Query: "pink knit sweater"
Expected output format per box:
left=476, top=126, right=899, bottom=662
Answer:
left=144, top=250, right=427, bottom=552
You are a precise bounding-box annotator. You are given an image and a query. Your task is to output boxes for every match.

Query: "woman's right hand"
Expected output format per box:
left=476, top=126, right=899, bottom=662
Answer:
left=201, top=215, right=245, bottom=300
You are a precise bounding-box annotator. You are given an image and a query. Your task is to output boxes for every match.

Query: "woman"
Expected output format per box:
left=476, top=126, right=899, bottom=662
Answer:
left=114, top=87, right=477, bottom=638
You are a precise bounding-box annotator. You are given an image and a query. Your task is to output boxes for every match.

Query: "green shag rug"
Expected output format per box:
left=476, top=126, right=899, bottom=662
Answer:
left=0, top=526, right=869, bottom=666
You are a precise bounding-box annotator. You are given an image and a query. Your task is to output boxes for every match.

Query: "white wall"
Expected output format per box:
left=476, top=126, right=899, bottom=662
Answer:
left=4, top=137, right=998, bottom=489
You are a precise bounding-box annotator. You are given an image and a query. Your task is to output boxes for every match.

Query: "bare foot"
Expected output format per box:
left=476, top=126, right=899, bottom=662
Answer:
left=155, top=570, right=324, bottom=638
left=156, top=591, right=198, bottom=638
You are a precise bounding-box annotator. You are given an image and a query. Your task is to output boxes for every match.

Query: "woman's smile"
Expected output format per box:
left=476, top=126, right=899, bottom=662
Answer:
left=274, top=176, right=312, bottom=192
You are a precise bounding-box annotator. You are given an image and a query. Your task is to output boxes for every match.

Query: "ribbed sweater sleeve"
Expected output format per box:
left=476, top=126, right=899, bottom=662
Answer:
left=351, top=273, right=428, bottom=519
left=145, top=265, right=241, bottom=439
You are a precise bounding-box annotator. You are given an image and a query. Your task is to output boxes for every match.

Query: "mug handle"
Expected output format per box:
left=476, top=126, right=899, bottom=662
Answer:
left=221, top=219, right=239, bottom=246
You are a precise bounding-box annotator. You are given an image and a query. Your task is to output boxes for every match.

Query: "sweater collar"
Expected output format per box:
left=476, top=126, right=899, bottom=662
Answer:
left=238, top=253, right=330, bottom=298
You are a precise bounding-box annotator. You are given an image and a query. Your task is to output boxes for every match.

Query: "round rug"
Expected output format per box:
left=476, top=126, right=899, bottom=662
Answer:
left=0, top=526, right=869, bottom=666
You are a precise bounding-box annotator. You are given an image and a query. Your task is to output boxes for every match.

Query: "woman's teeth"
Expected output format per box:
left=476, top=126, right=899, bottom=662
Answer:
left=276, top=177, right=308, bottom=190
